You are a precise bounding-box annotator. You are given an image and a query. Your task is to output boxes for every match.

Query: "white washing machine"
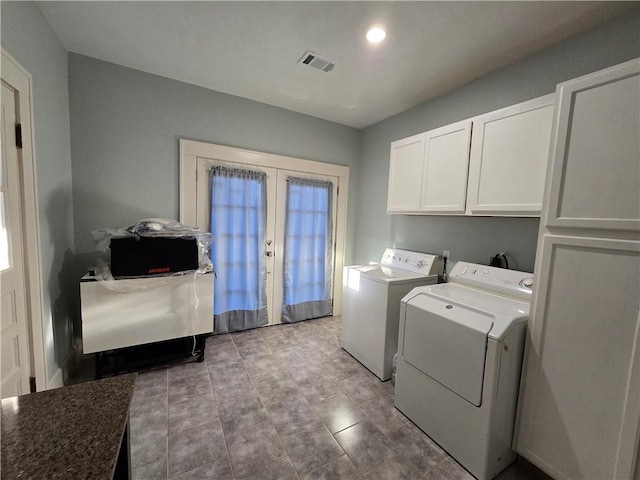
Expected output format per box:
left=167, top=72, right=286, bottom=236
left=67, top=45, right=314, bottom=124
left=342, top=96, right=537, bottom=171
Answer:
left=395, top=261, right=533, bottom=480
left=341, top=248, right=441, bottom=381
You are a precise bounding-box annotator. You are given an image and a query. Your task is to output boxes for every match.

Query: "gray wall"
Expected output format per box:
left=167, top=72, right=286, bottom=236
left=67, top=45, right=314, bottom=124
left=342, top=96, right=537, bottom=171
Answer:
left=355, top=10, right=640, bottom=273
left=68, top=54, right=361, bottom=260
left=1, top=2, right=75, bottom=384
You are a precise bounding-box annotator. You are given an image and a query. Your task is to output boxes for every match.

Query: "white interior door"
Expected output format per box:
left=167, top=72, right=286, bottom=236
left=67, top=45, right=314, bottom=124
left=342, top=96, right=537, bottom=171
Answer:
left=1, top=82, right=31, bottom=398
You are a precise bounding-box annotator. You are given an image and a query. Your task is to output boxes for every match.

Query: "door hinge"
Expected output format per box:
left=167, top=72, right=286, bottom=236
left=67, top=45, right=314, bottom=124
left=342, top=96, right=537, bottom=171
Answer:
left=29, top=376, right=36, bottom=393
left=336, top=186, right=339, bottom=196
left=15, top=123, right=23, bottom=149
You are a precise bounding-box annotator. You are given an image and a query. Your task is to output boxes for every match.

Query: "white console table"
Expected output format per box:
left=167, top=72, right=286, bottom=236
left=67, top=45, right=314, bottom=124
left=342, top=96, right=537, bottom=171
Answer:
left=80, top=271, right=214, bottom=355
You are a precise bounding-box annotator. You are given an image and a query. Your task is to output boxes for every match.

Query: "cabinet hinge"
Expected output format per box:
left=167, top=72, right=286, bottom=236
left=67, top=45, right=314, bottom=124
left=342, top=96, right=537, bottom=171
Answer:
left=29, top=376, right=36, bottom=393
left=15, top=123, right=23, bottom=149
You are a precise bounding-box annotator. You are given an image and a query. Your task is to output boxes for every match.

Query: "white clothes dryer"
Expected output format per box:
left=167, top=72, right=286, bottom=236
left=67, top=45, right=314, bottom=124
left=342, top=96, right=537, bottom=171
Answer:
left=341, top=248, right=441, bottom=381
left=395, top=261, right=533, bottom=480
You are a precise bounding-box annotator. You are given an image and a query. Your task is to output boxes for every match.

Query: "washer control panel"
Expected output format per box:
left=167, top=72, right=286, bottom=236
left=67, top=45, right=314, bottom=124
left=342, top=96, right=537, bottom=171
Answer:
left=380, top=248, right=440, bottom=275
left=450, top=261, right=534, bottom=301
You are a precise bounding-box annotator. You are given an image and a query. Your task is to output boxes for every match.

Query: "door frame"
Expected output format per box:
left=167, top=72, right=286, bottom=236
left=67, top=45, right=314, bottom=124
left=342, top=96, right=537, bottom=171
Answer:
left=179, top=138, right=349, bottom=317
left=1, top=49, right=46, bottom=391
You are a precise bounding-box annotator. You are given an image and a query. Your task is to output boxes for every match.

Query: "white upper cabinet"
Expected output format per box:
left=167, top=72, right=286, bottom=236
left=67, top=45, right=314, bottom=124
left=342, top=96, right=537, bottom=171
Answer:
left=545, top=63, right=640, bottom=231
left=387, top=132, right=426, bottom=213
left=387, top=121, right=472, bottom=214
left=387, top=94, right=555, bottom=216
left=466, top=94, right=555, bottom=216
left=421, top=120, right=472, bottom=214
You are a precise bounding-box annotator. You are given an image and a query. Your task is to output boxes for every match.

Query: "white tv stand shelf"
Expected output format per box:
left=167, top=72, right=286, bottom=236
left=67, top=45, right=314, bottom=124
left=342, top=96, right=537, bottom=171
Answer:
left=80, top=271, right=214, bottom=356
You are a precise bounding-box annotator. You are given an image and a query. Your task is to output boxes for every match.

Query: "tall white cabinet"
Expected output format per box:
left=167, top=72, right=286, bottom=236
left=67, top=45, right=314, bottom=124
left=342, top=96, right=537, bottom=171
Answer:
left=515, top=59, right=640, bottom=480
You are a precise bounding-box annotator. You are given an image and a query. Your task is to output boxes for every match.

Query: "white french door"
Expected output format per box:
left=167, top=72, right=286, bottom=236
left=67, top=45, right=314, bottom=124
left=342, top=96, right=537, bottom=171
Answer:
left=1, top=50, right=46, bottom=392
left=274, top=170, right=337, bottom=325
left=181, top=140, right=350, bottom=328
left=1, top=81, right=31, bottom=397
left=196, top=159, right=338, bottom=329
left=206, top=163, right=277, bottom=330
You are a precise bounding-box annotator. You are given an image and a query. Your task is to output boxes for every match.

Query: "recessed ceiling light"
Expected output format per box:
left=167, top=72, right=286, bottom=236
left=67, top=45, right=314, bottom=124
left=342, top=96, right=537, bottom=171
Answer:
left=366, top=25, right=386, bottom=44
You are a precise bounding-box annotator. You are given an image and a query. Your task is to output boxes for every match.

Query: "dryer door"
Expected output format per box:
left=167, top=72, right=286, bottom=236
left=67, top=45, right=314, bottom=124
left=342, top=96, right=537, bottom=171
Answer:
left=402, top=293, right=494, bottom=406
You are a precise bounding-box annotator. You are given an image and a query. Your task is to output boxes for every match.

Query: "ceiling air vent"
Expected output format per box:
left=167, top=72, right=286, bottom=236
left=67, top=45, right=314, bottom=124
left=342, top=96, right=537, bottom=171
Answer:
left=298, top=50, right=335, bottom=73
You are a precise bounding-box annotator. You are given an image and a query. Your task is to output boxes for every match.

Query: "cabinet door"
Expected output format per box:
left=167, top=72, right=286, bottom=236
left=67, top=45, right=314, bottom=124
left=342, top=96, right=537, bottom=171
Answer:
left=545, top=61, right=640, bottom=231
left=466, top=94, right=555, bottom=216
left=420, top=120, right=472, bottom=214
left=387, top=132, right=426, bottom=213
left=515, top=235, right=640, bottom=480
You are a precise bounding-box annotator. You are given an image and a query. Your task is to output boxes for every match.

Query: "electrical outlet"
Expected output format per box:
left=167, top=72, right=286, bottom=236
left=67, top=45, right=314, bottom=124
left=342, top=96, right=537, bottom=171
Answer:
left=443, top=250, right=450, bottom=260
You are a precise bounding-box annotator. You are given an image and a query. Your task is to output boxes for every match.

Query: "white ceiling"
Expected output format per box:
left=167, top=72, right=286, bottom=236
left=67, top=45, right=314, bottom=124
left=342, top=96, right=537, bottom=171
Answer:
left=37, top=1, right=636, bottom=129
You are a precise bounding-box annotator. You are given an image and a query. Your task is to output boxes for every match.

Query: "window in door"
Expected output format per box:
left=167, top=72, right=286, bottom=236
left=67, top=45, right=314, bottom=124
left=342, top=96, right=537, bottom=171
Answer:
left=209, top=166, right=268, bottom=333
left=282, top=176, right=334, bottom=323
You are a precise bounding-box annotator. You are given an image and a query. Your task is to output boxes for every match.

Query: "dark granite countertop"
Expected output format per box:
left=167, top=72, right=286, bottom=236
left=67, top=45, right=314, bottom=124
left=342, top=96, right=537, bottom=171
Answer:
left=1, top=373, right=136, bottom=479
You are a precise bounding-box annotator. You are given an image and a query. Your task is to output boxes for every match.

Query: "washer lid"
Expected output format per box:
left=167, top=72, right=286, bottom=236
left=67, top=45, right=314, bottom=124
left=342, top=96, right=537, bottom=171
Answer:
left=402, top=292, right=494, bottom=406
left=351, top=264, right=434, bottom=284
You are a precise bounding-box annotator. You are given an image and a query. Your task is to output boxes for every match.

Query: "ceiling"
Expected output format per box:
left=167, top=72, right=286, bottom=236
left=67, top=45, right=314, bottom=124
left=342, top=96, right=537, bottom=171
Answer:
left=37, top=1, right=636, bottom=129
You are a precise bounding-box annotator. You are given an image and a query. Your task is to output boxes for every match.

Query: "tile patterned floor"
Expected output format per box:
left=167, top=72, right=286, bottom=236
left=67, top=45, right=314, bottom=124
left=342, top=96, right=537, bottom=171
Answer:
left=129, top=316, right=551, bottom=480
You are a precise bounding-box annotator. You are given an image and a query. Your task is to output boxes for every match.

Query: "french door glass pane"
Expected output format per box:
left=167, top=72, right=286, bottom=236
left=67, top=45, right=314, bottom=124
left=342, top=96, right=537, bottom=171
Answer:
left=282, top=177, right=333, bottom=323
left=210, top=166, right=268, bottom=333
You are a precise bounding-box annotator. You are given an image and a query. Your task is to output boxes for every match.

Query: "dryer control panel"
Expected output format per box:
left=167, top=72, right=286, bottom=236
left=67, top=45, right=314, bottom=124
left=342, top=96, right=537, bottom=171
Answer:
left=449, top=261, right=533, bottom=301
left=380, top=248, right=440, bottom=275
